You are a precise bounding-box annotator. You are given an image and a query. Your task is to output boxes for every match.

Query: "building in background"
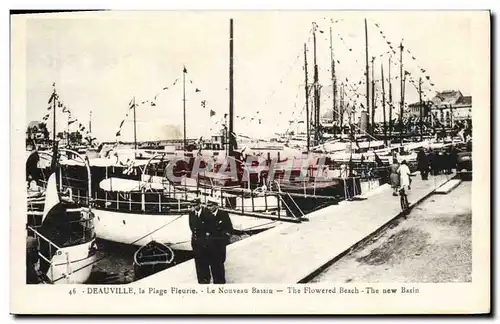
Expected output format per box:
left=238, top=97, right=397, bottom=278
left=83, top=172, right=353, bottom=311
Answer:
left=26, top=121, right=49, bottom=141
left=429, top=90, right=472, bottom=127
left=404, top=100, right=433, bottom=119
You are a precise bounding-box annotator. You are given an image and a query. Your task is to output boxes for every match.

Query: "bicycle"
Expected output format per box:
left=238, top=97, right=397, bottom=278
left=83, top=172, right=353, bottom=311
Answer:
left=399, top=187, right=409, bottom=211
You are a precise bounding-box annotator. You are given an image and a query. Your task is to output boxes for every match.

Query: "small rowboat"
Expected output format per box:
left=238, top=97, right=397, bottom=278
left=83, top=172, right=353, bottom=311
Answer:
left=133, top=240, right=175, bottom=280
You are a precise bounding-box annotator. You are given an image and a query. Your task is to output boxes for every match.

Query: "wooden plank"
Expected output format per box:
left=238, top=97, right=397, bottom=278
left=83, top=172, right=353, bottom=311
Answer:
left=133, top=173, right=455, bottom=285
left=435, top=179, right=462, bottom=194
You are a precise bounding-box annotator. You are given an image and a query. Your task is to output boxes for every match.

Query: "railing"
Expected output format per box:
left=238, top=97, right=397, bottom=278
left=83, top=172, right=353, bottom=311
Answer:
left=27, top=207, right=96, bottom=247
left=26, top=225, right=71, bottom=284
left=65, top=180, right=284, bottom=217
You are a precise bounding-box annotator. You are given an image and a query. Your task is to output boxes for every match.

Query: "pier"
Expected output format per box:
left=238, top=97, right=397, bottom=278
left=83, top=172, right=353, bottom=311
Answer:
left=134, top=172, right=455, bottom=284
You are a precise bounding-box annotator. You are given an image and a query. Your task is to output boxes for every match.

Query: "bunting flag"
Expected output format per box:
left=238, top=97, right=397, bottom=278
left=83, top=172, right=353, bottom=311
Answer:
left=48, top=91, right=57, bottom=104
left=337, top=32, right=353, bottom=53
left=42, top=114, right=50, bottom=121
left=210, top=110, right=216, bottom=117
left=68, top=119, right=77, bottom=125
left=195, top=88, right=201, bottom=92
left=201, top=100, right=206, bottom=108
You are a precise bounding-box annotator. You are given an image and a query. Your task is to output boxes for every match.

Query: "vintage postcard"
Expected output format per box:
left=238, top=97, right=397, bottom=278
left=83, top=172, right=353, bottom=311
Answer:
left=10, top=10, right=490, bottom=314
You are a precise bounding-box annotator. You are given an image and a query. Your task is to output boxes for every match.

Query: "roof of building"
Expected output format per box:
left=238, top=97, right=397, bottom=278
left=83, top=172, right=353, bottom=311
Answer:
left=27, top=121, right=45, bottom=129
left=432, top=90, right=463, bottom=106
left=456, top=95, right=472, bottom=106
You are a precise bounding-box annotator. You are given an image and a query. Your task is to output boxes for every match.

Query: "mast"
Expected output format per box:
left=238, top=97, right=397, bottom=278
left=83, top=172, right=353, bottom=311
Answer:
left=399, top=41, right=404, bottom=146
left=52, top=86, right=56, bottom=146
left=347, top=87, right=351, bottom=139
left=381, top=63, right=387, bottom=146
left=388, top=55, right=393, bottom=139
left=419, top=77, right=423, bottom=141
left=228, top=18, right=235, bottom=157
left=364, top=18, right=370, bottom=136
left=304, top=42, right=310, bottom=153
left=330, top=26, right=337, bottom=127
left=89, top=110, right=92, bottom=135
left=183, top=67, right=187, bottom=150
left=339, top=82, right=344, bottom=134
left=313, top=23, right=319, bottom=146
left=371, top=56, right=375, bottom=135
left=50, top=84, right=59, bottom=181
left=133, top=96, right=137, bottom=156
left=66, top=114, right=69, bottom=147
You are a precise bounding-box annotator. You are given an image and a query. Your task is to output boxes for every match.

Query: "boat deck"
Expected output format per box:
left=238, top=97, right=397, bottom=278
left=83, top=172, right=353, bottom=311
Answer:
left=133, top=172, right=456, bottom=284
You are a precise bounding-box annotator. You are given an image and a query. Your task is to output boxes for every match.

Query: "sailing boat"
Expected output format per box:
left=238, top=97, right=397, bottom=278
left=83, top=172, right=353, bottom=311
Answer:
left=64, top=21, right=291, bottom=251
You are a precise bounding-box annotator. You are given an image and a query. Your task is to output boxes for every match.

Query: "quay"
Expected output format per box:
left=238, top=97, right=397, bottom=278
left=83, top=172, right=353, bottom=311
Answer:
left=133, top=173, right=456, bottom=284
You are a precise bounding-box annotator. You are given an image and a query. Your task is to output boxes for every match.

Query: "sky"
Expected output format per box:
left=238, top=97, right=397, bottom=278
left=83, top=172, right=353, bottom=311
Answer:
left=19, top=11, right=478, bottom=142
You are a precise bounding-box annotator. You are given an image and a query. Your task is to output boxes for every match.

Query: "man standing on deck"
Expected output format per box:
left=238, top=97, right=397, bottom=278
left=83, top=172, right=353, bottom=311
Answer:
left=189, top=199, right=233, bottom=284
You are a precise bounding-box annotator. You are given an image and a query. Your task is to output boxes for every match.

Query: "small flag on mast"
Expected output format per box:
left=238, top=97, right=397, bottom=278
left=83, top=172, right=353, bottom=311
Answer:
left=183, top=66, right=187, bottom=74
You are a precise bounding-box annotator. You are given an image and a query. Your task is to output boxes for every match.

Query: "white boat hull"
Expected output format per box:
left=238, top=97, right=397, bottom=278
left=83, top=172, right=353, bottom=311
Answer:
left=94, top=208, right=280, bottom=251
left=45, top=240, right=96, bottom=284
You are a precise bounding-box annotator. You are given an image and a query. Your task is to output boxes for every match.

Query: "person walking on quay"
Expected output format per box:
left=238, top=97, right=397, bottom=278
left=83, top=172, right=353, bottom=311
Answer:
left=188, top=199, right=233, bottom=284
left=416, top=148, right=429, bottom=180
left=389, top=158, right=400, bottom=196
left=398, top=160, right=413, bottom=194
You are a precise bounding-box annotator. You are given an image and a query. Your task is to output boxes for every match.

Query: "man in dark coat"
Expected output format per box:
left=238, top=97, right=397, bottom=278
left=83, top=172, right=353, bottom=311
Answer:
left=416, top=149, right=429, bottom=180
left=428, top=148, right=437, bottom=176
left=189, top=199, right=233, bottom=284
left=206, top=201, right=233, bottom=284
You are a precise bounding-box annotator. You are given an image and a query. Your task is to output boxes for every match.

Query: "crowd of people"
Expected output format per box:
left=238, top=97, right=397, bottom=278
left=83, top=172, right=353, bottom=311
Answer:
left=416, top=146, right=459, bottom=177
left=389, top=145, right=460, bottom=197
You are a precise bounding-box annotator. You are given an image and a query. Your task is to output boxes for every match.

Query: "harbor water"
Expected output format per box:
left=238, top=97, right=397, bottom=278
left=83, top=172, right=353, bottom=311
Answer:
left=86, top=233, right=254, bottom=284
